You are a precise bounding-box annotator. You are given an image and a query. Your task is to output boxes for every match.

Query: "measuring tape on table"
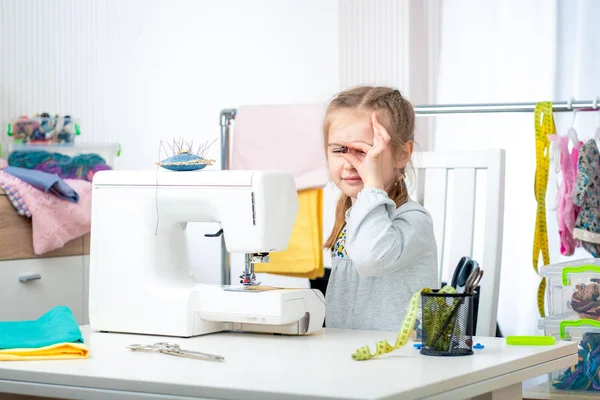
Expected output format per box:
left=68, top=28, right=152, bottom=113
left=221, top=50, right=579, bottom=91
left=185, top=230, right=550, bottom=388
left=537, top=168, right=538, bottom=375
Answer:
left=533, top=102, right=555, bottom=318
left=351, top=285, right=457, bottom=361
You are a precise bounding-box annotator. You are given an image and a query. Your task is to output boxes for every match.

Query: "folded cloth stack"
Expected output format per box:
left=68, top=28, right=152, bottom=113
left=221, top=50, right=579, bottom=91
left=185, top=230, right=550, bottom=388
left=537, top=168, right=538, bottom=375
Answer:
left=0, top=170, right=92, bottom=254
left=2, top=166, right=79, bottom=203
left=0, top=306, right=89, bottom=360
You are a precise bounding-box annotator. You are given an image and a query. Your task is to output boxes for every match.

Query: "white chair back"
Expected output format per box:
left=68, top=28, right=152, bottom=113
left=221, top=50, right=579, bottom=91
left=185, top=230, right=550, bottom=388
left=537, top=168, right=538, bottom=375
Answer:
left=409, top=149, right=506, bottom=337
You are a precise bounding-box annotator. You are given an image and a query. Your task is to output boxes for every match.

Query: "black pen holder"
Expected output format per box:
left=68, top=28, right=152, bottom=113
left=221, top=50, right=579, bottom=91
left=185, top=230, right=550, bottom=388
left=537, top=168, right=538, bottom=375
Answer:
left=420, top=290, right=475, bottom=356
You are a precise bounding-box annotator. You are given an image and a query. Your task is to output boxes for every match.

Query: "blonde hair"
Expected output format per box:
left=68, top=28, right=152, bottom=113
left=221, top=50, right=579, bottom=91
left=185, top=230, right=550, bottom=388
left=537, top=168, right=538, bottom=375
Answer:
left=323, top=86, right=416, bottom=249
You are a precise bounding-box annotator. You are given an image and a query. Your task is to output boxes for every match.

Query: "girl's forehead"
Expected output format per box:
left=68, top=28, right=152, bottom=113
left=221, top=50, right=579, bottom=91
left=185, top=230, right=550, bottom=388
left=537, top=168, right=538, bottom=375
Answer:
left=328, top=112, right=373, bottom=142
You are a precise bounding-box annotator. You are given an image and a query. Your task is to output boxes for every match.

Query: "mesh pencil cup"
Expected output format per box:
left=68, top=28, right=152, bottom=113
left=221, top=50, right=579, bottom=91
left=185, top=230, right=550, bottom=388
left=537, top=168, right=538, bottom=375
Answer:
left=420, top=290, right=475, bottom=356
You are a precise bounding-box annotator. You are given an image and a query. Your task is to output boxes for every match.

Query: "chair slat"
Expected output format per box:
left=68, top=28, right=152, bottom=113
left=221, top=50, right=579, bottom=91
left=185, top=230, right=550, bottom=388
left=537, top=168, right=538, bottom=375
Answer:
left=446, top=168, right=477, bottom=283
left=422, top=169, right=449, bottom=286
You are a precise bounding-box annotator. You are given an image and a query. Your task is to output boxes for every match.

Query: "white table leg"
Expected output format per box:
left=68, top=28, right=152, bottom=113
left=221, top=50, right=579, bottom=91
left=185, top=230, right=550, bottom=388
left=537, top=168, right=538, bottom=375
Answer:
left=470, top=382, right=522, bottom=400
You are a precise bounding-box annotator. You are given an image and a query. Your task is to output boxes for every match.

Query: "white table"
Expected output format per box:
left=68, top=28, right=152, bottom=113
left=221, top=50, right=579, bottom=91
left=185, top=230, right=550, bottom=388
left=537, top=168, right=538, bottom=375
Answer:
left=0, top=325, right=577, bottom=400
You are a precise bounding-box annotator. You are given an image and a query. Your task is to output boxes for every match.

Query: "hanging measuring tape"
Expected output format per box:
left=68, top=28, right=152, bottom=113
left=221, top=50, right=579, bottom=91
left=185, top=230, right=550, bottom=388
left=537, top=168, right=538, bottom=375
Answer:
left=533, top=102, right=555, bottom=318
left=351, top=285, right=457, bottom=361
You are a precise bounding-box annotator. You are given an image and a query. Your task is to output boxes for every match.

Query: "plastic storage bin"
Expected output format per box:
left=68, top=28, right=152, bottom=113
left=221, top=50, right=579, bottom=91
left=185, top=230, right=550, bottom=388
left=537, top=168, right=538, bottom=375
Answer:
left=539, top=316, right=600, bottom=392
left=6, top=143, right=120, bottom=182
left=540, top=258, right=600, bottom=320
left=7, top=115, right=80, bottom=144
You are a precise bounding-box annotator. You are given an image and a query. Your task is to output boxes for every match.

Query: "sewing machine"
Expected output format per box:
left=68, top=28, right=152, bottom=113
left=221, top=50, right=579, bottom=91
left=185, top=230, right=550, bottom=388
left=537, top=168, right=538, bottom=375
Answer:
left=88, top=169, right=326, bottom=338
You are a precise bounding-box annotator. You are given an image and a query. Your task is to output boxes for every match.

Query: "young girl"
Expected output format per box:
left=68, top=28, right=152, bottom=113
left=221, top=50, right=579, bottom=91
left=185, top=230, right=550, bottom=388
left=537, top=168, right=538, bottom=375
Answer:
left=323, top=86, right=438, bottom=332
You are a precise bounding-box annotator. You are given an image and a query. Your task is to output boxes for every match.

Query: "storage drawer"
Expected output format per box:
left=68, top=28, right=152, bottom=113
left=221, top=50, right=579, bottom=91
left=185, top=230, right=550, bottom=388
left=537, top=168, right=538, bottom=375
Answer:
left=0, top=256, right=85, bottom=324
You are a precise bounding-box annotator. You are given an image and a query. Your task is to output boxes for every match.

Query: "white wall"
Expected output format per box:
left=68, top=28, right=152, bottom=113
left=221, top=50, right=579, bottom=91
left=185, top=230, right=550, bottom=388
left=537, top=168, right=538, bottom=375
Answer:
left=431, top=0, right=557, bottom=337
left=0, top=0, right=340, bottom=285
left=339, top=0, right=440, bottom=150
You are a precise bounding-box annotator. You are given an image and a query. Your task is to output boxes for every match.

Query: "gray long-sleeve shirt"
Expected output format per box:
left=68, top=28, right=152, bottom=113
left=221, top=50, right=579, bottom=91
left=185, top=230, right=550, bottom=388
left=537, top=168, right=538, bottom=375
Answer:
left=325, top=188, right=438, bottom=332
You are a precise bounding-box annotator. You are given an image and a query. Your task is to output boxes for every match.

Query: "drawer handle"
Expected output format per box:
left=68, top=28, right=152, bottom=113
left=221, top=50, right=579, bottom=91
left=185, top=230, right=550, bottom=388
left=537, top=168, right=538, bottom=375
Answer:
left=18, top=273, right=41, bottom=282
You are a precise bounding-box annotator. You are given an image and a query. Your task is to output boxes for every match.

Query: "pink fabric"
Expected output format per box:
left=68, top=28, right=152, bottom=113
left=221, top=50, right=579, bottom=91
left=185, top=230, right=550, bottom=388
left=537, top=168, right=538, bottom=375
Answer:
left=568, top=141, right=583, bottom=238
left=549, top=135, right=581, bottom=256
left=231, top=104, right=328, bottom=190
left=0, top=171, right=92, bottom=255
left=0, top=158, right=7, bottom=169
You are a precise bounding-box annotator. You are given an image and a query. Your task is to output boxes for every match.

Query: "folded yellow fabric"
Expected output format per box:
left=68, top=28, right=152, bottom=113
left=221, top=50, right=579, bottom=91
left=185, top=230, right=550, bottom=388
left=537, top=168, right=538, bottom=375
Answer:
left=0, top=342, right=89, bottom=361
left=255, top=188, right=324, bottom=279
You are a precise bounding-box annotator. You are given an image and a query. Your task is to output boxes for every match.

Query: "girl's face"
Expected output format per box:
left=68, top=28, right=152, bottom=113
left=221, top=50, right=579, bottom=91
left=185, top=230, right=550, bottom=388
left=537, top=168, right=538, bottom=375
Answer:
left=326, top=111, right=401, bottom=201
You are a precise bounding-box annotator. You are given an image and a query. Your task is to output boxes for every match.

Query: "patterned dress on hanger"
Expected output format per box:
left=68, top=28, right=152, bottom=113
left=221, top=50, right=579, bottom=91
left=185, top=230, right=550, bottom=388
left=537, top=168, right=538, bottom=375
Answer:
left=573, top=139, right=600, bottom=257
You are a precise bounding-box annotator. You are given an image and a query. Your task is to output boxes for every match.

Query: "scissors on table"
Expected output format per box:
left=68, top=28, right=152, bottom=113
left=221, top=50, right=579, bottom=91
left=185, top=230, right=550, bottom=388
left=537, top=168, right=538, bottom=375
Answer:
left=450, top=256, right=480, bottom=293
left=126, top=342, right=225, bottom=362
left=464, top=266, right=484, bottom=294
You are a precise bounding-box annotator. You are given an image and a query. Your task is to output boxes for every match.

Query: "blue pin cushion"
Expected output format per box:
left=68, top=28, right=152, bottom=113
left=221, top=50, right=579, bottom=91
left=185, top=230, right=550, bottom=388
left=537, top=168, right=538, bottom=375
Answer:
left=156, top=152, right=215, bottom=171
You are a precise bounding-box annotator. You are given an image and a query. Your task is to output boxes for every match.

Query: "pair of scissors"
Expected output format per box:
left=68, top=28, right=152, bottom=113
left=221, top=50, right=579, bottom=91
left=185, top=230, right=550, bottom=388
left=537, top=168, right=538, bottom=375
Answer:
left=450, top=257, right=479, bottom=293
left=127, top=342, right=225, bottom=362
left=465, top=267, right=484, bottom=294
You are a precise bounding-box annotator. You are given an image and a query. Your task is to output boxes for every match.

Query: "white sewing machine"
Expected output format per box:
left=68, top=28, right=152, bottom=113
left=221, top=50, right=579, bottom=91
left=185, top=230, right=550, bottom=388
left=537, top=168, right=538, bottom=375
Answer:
left=88, top=169, right=326, bottom=338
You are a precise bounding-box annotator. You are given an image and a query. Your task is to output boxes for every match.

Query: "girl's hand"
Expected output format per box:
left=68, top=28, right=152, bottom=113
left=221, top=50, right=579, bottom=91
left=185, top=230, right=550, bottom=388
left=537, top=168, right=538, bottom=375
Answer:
left=341, top=112, right=391, bottom=189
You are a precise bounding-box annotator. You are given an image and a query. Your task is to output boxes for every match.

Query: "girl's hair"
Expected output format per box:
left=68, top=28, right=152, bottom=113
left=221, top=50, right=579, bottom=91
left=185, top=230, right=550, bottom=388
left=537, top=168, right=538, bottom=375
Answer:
left=323, top=86, right=416, bottom=249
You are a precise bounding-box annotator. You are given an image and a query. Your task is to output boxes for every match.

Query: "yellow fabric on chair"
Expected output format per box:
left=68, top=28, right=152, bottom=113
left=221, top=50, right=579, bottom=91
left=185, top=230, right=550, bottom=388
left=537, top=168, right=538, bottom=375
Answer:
left=254, top=188, right=324, bottom=279
left=0, top=342, right=89, bottom=361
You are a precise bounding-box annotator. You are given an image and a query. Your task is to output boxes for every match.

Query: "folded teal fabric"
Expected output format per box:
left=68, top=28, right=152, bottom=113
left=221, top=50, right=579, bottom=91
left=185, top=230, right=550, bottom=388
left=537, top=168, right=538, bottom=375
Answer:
left=0, top=306, right=83, bottom=349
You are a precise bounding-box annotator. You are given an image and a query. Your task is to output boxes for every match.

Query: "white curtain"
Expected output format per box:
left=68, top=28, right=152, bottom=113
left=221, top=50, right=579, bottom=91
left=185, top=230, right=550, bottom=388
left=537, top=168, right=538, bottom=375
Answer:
left=548, top=0, right=600, bottom=264
left=431, top=0, right=558, bottom=337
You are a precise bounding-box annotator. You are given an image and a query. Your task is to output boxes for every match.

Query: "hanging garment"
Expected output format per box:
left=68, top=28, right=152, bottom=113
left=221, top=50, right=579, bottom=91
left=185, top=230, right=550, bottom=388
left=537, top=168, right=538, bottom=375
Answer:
left=568, top=140, right=584, bottom=245
left=548, top=134, right=581, bottom=255
left=573, top=139, right=600, bottom=257
left=231, top=105, right=328, bottom=279
left=254, top=188, right=324, bottom=279
left=231, top=104, right=328, bottom=190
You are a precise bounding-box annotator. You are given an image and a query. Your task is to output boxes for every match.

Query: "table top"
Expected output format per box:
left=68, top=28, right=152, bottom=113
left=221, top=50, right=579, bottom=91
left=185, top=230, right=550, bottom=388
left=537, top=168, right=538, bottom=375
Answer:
left=0, top=325, right=578, bottom=400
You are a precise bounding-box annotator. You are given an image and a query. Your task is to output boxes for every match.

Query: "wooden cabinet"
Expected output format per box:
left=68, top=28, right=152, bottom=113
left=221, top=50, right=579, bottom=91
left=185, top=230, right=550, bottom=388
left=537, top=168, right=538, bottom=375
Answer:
left=0, top=189, right=90, bottom=325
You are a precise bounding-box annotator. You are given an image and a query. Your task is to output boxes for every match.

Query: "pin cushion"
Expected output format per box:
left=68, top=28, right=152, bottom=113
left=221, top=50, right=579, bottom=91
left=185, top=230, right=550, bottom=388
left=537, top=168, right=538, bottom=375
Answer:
left=155, top=151, right=215, bottom=171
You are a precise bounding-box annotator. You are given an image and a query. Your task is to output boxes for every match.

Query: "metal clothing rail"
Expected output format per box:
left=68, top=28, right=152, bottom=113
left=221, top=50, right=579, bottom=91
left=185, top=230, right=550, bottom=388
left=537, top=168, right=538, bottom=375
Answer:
left=414, top=99, right=600, bottom=115
left=217, top=99, right=600, bottom=285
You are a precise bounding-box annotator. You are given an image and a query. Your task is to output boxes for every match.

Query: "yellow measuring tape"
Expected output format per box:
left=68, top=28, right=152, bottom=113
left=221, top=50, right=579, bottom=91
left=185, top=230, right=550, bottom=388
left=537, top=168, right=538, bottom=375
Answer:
left=533, top=102, right=554, bottom=318
left=351, top=285, right=457, bottom=361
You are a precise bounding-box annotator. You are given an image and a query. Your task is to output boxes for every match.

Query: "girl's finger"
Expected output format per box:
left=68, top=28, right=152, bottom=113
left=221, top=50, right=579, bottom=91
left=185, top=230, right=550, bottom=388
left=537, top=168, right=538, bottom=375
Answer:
left=344, top=141, right=372, bottom=154
left=371, top=128, right=387, bottom=155
left=372, top=112, right=391, bottom=144
left=341, top=153, right=362, bottom=168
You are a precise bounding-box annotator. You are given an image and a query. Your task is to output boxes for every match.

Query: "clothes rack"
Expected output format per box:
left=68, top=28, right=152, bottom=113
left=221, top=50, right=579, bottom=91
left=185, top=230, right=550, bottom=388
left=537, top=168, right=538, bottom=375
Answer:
left=218, top=99, right=600, bottom=285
